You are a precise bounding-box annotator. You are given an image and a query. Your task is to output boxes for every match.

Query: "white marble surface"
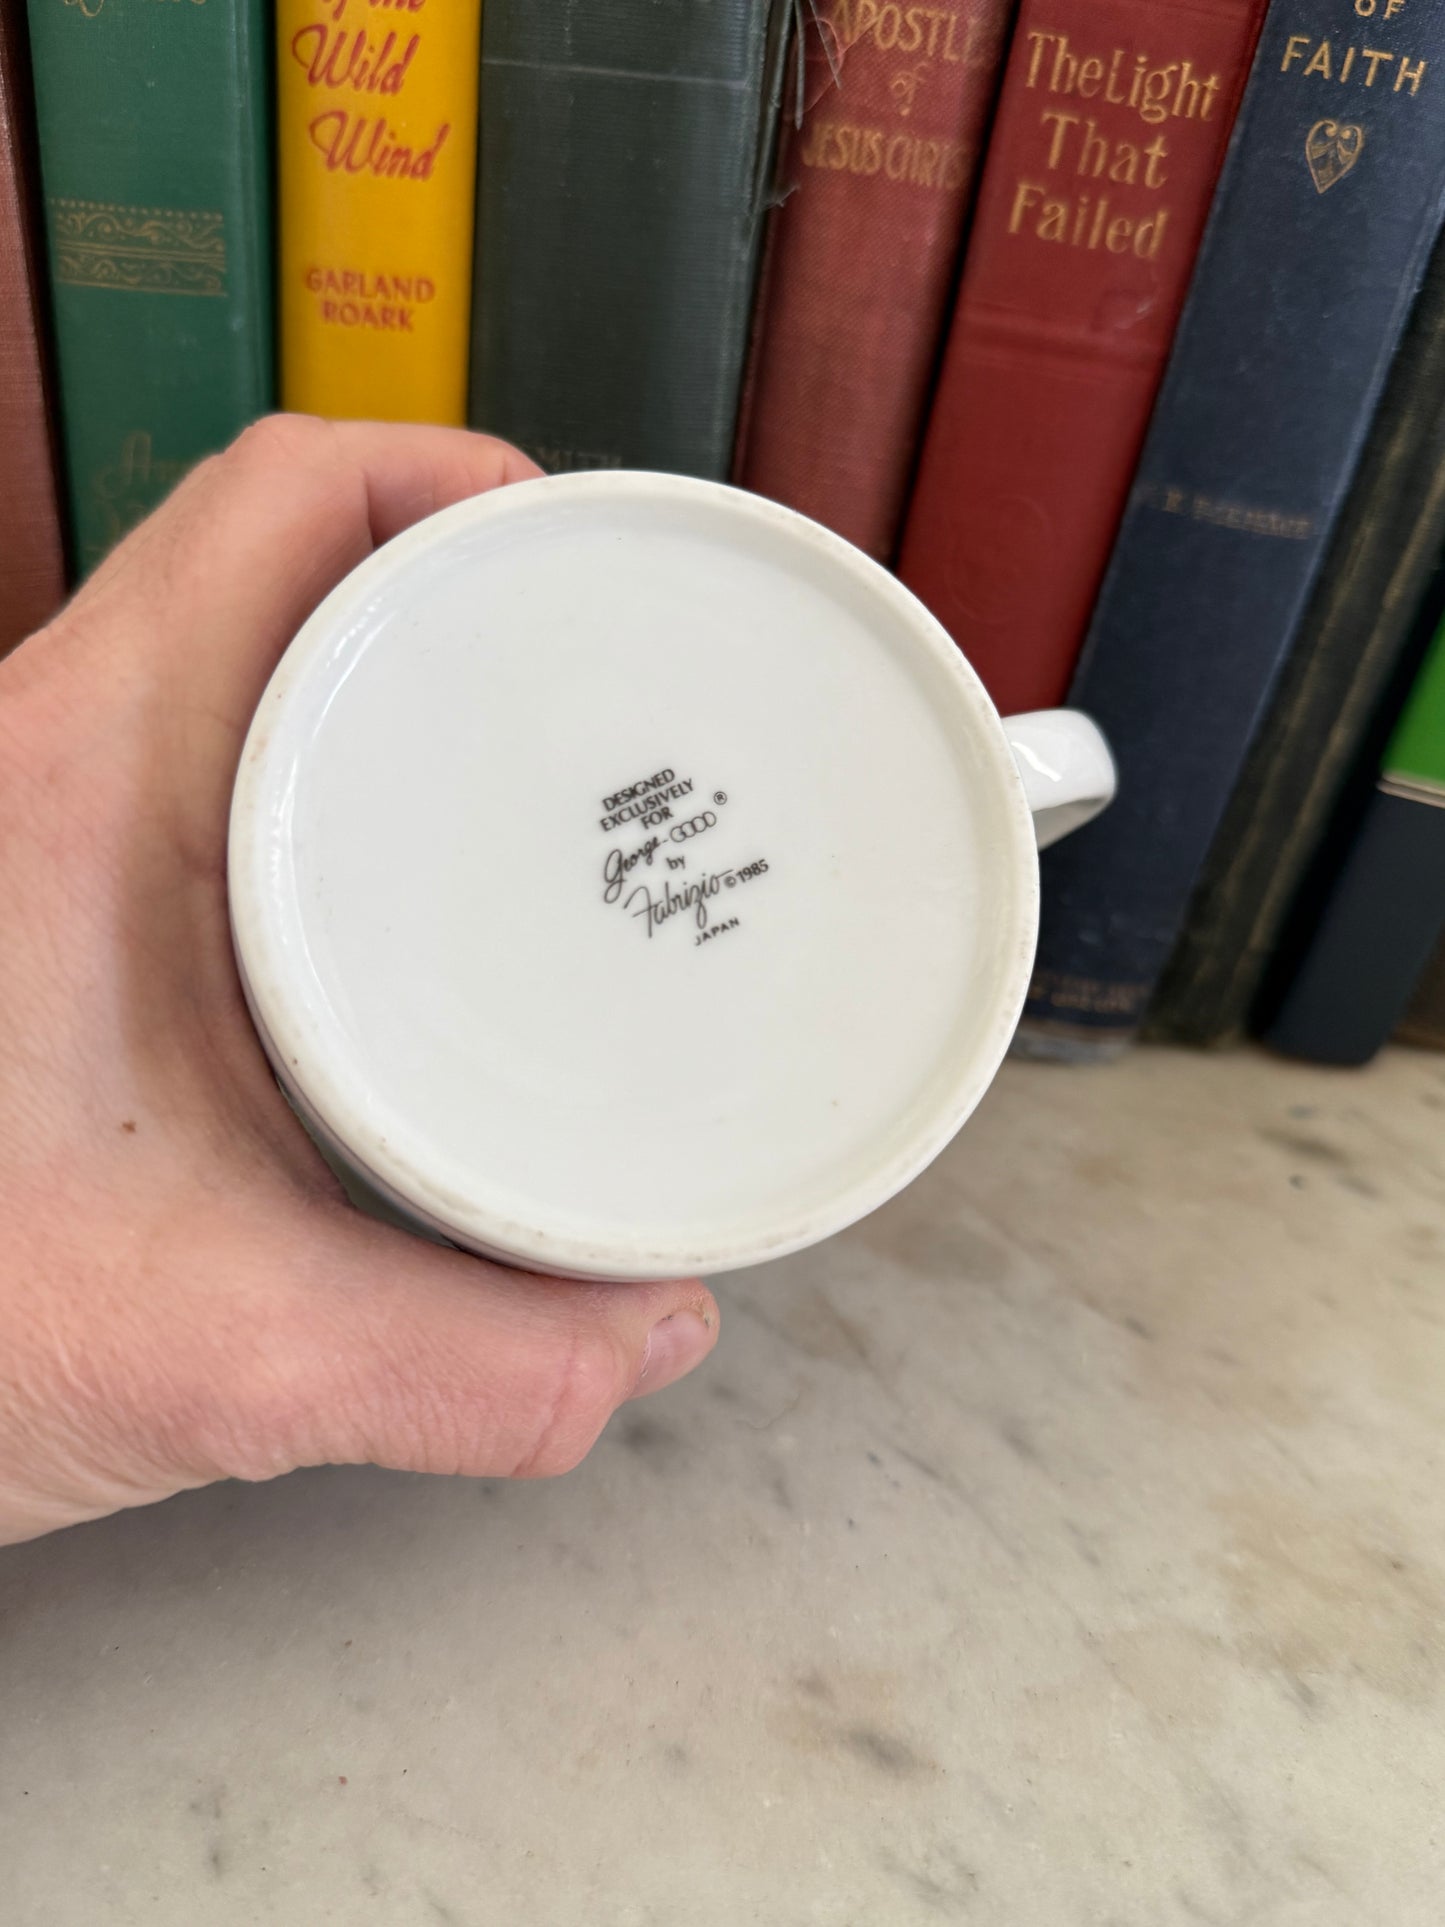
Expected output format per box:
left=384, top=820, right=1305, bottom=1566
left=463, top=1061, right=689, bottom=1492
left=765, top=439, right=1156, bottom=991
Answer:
left=3, top=1045, right=1444, bottom=1924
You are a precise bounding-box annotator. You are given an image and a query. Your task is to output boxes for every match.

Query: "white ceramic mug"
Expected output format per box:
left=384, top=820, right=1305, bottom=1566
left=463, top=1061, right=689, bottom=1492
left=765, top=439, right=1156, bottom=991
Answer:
left=229, top=472, right=1114, bottom=1279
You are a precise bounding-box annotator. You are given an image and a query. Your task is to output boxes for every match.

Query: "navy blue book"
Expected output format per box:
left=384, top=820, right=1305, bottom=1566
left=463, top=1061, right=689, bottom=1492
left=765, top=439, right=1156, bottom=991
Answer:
left=1018, top=0, right=1445, bottom=1057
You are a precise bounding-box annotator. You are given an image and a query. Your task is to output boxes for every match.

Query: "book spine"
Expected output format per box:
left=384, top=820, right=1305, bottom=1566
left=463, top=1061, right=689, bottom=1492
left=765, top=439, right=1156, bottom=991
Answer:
left=1263, top=617, right=1445, bottom=1065
left=0, top=0, right=63, bottom=647
left=277, top=0, right=482, bottom=425
left=1021, top=0, right=1445, bottom=1055
left=1148, top=226, right=1445, bottom=1047
left=733, top=0, right=1014, bottom=563
left=26, top=0, right=272, bottom=575
left=470, top=0, right=787, bottom=479
left=896, top=0, right=1264, bottom=713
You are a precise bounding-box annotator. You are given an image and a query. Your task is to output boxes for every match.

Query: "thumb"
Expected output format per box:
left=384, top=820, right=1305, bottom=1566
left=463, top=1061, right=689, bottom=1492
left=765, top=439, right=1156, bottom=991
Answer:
left=257, top=1210, right=721, bottom=1482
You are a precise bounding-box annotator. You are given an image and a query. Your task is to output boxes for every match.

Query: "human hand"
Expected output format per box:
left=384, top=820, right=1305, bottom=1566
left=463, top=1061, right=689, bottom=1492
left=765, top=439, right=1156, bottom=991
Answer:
left=0, top=417, right=719, bottom=1547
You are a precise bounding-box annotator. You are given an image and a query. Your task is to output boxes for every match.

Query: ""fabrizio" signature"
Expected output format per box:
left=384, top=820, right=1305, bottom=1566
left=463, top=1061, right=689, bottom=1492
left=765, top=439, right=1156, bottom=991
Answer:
left=619, top=870, right=730, bottom=937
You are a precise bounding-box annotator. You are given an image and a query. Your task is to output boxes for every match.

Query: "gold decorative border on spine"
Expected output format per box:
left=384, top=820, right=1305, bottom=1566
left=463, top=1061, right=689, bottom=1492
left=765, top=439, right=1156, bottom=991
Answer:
left=48, top=199, right=227, bottom=298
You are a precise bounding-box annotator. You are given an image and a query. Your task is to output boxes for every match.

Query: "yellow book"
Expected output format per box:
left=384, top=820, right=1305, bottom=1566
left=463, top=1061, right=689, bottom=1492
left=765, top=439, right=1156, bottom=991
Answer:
left=277, top=0, right=482, bottom=424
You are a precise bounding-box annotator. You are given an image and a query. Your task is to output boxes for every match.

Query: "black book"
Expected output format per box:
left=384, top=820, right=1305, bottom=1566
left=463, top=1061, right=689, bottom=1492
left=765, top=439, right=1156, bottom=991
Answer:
left=1262, top=614, right=1445, bottom=1064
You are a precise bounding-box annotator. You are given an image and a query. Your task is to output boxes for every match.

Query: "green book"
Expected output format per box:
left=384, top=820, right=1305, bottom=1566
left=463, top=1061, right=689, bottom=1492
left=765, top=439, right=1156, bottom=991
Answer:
left=26, top=0, right=272, bottom=574
left=470, top=0, right=788, bottom=480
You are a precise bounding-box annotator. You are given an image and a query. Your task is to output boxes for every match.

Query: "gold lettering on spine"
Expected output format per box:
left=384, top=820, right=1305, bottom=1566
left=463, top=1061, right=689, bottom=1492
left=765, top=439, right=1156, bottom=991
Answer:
left=1283, top=32, right=1430, bottom=93
left=795, top=2, right=982, bottom=192
left=1022, top=31, right=1223, bottom=123
left=1009, top=27, right=1201, bottom=258
left=1143, top=483, right=1314, bottom=538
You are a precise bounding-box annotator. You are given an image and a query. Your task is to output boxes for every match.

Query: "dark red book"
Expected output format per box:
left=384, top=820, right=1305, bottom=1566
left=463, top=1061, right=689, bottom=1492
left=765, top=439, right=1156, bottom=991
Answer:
left=898, top=0, right=1264, bottom=713
left=734, top=0, right=1014, bottom=563
left=0, top=0, right=63, bottom=652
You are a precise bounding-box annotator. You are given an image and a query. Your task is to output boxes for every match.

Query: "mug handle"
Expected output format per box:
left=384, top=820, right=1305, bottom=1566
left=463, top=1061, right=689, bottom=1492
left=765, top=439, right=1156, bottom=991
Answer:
left=1003, top=710, right=1117, bottom=850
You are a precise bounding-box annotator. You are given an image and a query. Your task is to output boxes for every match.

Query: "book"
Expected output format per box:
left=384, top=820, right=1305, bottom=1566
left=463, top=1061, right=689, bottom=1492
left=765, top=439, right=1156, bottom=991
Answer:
left=469, top=0, right=788, bottom=479
left=1019, top=0, right=1445, bottom=1058
left=732, top=0, right=1014, bottom=562
left=277, top=0, right=482, bottom=424
left=896, top=0, right=1265, bottom=714
left=1262, top=614, right=1445, bottom=1066
left=1397, top=924, right=1445, bottom=1048
left=0, top=0, right=62, bottom=648
left=26, top=0, right=272, bottom=575
left=1148, top=230, right=1445, bottom=1047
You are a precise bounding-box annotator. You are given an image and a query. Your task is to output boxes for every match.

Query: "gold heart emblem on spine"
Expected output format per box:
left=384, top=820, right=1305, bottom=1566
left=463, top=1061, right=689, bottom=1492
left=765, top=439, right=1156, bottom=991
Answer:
left=1306, top=120, right=1365, bottom=193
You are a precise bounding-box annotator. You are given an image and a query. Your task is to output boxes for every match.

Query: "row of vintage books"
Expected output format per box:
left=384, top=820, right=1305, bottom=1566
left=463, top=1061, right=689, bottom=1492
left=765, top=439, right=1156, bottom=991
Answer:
left=3, top=0, right=1445, bottom=1066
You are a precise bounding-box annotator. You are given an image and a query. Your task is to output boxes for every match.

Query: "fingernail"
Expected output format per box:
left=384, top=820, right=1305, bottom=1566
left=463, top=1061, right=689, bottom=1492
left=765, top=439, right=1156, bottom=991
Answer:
left=634, top=1309, right=715, bottom=1398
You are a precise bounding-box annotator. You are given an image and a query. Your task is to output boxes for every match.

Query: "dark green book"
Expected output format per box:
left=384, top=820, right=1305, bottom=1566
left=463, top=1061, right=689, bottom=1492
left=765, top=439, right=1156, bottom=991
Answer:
left=1148, top=231, right=1445, bottom=1046
left=470, top=0, right=788, bottom=479
left=26, top=0, right=272, bottom=574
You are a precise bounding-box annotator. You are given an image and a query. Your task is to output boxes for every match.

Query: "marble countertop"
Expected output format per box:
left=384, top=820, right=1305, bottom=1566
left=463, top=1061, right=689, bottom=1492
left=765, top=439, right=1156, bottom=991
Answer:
left=3, top=1045, right=1443, bottom=1925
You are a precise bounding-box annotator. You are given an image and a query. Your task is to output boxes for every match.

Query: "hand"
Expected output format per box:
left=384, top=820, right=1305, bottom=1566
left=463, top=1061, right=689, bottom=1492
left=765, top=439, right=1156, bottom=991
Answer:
left=0, top=417, right=719, bottom=1547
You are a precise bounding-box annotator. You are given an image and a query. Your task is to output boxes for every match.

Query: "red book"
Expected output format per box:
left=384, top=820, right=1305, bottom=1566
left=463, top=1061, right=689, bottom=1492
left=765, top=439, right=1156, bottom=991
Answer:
left=898, top=0, right=1265, bottom=712
left=734, top=0, right=1015, bottom=563
left=0, top=0, right=63, bottom=653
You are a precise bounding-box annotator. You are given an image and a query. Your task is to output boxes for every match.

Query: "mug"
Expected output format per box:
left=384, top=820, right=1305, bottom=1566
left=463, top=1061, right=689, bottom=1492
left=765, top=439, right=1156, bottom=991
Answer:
left=228, top=471, right=1114, bottom=1279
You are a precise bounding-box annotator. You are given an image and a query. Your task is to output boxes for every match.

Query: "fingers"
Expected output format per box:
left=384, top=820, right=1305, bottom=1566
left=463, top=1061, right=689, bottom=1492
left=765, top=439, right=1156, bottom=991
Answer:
left=55, top=414, right=541, bottom=729
left=228, top=1210, right=720, bottom=1484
